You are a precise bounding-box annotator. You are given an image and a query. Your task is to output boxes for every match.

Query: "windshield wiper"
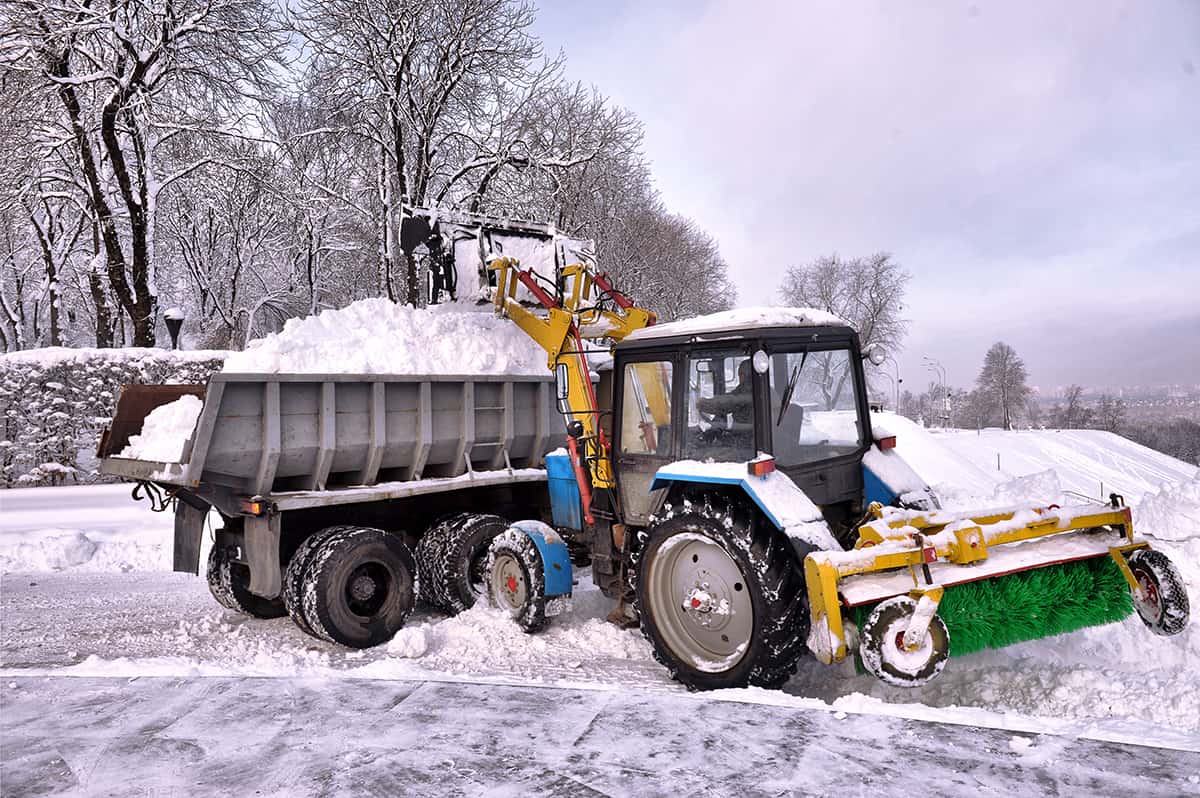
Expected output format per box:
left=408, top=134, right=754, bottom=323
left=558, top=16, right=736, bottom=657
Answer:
left=776, top=351, right=808, bottom=425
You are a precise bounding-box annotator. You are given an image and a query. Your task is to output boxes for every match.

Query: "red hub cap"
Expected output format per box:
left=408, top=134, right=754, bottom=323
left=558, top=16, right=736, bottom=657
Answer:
left=506, top=574, right=519, bottom=594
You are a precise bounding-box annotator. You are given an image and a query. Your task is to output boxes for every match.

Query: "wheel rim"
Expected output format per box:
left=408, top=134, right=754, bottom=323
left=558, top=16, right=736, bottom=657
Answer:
left=879, top=612, right=936, bottom=675
left=344, top=561, right=391, bottom=617
left=1133, top=569, right=1162, bottom=623
left=491, top=553, right=528, bottom=612
left=646, top=534, right=754, bottom=673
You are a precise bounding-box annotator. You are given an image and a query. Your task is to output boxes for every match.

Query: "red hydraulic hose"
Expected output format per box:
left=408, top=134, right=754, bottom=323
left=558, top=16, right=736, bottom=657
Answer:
left=567, top=435, right=595, bottom=525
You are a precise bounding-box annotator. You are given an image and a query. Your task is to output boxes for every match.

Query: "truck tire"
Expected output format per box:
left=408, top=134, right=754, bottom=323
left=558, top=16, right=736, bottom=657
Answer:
left=420, top=513, right=509, bottom=614
left=631, top=494, right=808, bottom=690
left=206, top=544, right=286, bottom=619
left=283, top=526, right=355, bottom=638
left=299, top=526, right=417, bottom=648
left=414, top=512, right=469, bottom=609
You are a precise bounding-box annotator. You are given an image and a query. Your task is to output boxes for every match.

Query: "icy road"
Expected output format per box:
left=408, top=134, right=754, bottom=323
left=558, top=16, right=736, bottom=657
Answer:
left=3, top=444, right=1200, bottom=796
left=3, top=572, right=1199, bottom=796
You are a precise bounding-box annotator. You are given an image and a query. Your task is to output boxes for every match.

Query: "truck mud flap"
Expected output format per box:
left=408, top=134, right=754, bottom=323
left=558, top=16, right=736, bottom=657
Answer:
left=173, top=493, right=210, bottom=575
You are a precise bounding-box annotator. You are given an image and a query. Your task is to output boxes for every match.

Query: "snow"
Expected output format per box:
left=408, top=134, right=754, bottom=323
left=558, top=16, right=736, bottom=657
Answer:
left=162, top=306, right=185, bottom=321
left=2, top=421, right=1199, bottom=756
left=625, top=305, right=848, bottom=341
left=1, top=346, right=227, bottom=366
left=1136, top=473, right=1200, bottom=541
left=222, top=298, right=548, bottom=375
left=0, top=484, right=208, bottom=573
left=116, top=394, right=203, bottom=462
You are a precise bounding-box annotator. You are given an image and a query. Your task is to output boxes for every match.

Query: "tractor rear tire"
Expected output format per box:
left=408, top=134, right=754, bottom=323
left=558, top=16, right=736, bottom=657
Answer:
left=206, top=544, right=287, bottom=619
left=631, top=494, right=808, bottom=691
left=1128, top=549, right=1189, bottom=636
left=299, top=526, right=417, bottom=648
left=418, top=513, right=508, bottom=614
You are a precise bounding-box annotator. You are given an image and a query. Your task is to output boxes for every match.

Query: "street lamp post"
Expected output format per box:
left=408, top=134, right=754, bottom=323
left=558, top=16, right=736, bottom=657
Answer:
left=885, top=356, right=903, bottom=413
left=163, top=307, right=186, bottom=350
left=922, top=355, right=948, bottom=427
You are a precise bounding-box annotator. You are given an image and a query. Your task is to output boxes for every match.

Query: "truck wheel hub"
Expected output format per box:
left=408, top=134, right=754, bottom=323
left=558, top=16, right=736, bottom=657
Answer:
left=351, top=574, right=377, bottom=601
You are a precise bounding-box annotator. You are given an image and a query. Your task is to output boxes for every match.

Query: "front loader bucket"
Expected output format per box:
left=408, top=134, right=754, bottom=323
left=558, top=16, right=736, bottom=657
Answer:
left=97, top=384, right=206, bottom=458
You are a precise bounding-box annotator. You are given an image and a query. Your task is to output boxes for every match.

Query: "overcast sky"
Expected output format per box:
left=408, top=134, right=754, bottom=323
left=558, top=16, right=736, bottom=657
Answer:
left=533, top=1, right=1200, bottom=394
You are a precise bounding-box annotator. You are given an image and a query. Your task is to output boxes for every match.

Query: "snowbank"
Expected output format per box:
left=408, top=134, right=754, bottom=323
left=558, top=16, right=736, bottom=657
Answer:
left=222, top=299, right=548, bottom=376
left=118, top=394, right=203, bottom=462
left=1136, top=473, right=1200, bottom=542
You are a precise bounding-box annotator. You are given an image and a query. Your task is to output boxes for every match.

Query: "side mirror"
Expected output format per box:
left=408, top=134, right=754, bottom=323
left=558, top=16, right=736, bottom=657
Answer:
left=864, top=344, right=887, bottom=367
left=695, top=360, right=712, bottom=374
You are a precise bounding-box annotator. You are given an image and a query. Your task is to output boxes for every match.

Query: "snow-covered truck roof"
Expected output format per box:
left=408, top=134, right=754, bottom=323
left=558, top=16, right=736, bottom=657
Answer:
left=622, top=306, right=850, bottom=343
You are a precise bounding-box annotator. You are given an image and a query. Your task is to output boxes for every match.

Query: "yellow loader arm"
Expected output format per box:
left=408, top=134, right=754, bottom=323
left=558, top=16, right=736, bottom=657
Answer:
left=487, top=258, right=655, bottom=495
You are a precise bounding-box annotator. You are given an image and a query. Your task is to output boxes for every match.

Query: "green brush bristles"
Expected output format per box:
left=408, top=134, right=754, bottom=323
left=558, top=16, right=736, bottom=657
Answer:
left=854, top=557, right=1135, bottom=658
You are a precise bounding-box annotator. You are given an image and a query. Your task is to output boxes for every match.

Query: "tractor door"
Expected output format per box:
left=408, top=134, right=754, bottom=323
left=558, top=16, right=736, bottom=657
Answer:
left=764, top=340, right=869, bottom=508
left=613, top=356, right=679, bottom=526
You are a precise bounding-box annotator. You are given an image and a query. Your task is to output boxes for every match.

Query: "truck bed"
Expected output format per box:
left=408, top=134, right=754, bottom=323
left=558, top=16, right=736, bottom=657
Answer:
left=99, top=372, right=565, bottom=501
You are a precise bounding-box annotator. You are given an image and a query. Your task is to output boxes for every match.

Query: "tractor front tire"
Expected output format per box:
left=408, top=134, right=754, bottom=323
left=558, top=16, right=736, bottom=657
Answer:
left=206, top=544, right=287, bottom=619
left=486, top=527, right=549, bottom=633
left=631, top=495, right=808, bottom=691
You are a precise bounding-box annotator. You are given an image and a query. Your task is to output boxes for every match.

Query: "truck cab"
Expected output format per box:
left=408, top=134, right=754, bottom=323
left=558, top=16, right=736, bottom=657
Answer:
left=609, top=311, right=875, bottom=542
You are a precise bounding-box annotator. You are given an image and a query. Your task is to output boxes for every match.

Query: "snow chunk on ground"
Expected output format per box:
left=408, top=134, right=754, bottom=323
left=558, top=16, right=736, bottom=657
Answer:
left=1136, top=473, right=1200, bottom=542
left=222, top=299, right=547, bottom=375
left=0, top=531, right=97, bottom=571
left=992, top=469, right=1063, bottom=506
left=118, top=394, right=202, bottom=462
left=625, top=306, right=847, bottom=341
left=386, top=627, right=429, bottom=658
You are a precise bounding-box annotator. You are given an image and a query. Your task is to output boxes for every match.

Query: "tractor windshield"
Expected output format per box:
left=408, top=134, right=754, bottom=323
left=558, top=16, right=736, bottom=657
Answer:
left=768, top=347, right=864, bottom=465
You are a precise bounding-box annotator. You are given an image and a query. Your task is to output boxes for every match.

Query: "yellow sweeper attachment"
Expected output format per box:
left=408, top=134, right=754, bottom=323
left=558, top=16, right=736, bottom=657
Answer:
left=805, top=497, right=1190, bottom=686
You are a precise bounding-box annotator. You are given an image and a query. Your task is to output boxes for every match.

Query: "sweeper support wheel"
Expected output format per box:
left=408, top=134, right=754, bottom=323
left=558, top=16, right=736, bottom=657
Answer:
left=859, top=595, right=950, bottom=687
left=1127, top=549, right=1190, bottom=637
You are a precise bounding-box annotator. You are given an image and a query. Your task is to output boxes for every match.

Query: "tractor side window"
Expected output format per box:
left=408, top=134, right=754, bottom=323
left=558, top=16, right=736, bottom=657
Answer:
left=769, top=347, right=863, bottom=465
left=684, top=354, right=755, bottom=463
left=620, top=361, right=674, bottom=456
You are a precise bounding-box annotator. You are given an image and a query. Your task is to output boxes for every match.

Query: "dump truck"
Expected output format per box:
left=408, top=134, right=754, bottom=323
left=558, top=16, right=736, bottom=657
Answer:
left=100, top=207, right=1190, bottom=690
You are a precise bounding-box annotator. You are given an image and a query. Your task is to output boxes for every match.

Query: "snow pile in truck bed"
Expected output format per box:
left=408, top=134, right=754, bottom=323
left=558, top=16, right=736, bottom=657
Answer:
left=222, top=299, right=547, bottom=375
left=117, top=394, right=203, bottom=462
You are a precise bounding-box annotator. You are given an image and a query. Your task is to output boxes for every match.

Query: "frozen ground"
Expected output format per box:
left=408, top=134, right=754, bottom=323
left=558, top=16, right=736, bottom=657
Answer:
left=4, top=675, right=1196, bottom=797
left=2, top=427, right=1199, bottom=794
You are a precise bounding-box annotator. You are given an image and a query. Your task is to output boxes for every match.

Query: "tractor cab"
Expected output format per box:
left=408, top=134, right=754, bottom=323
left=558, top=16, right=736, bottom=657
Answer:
left=610, top=310, right=875, bottom=536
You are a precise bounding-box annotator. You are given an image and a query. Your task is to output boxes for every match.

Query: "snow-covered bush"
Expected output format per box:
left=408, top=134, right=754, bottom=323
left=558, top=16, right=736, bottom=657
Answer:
left=0, top=348, right=226, bottom=487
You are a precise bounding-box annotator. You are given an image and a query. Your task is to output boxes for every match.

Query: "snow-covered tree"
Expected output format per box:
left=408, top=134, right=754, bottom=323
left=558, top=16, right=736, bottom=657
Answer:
left=3, top=0, right=285, bottom=346
left=974, top=341, right=1032, bottom=431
